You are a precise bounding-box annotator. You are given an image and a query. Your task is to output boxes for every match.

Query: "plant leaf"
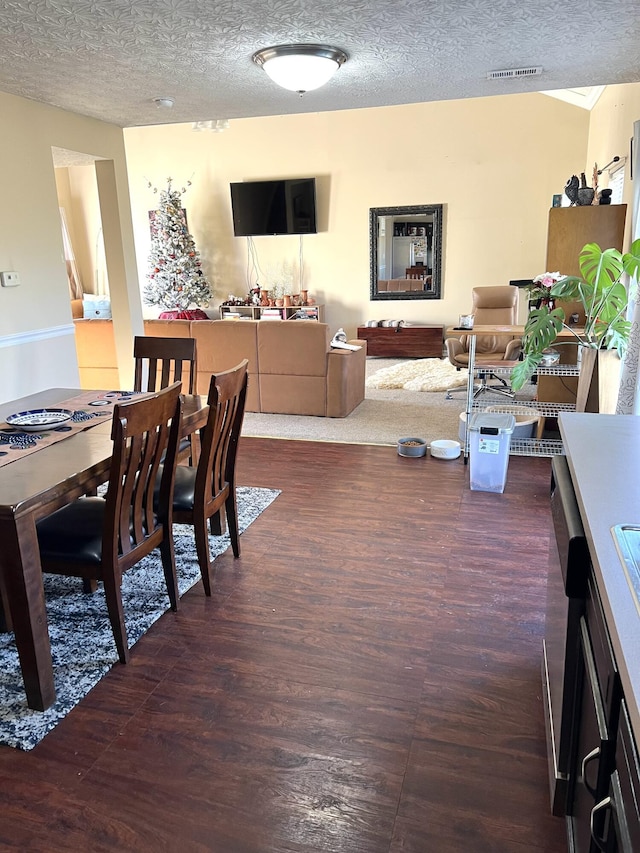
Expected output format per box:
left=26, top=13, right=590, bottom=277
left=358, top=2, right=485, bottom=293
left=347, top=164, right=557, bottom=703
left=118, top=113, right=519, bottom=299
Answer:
left=510, top=353, right=543, bottom=392
left=579, top=243, right=623, bottom=290
left=521, top=306, right=565, bottom=353
left=550, top=276, right=581, bottom=303
left=623, top=238, right=640, bottom=282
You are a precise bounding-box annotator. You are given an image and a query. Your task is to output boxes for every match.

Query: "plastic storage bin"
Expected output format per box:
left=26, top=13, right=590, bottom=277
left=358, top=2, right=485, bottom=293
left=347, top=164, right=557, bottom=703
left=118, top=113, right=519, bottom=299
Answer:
left=468, top=412, right=516, bottom=493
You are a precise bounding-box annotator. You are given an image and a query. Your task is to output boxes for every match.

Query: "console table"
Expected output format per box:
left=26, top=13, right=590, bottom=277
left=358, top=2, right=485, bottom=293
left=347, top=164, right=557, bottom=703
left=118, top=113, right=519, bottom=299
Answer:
left=220, top=304, right=324, bottom=322
left=356, top=324, right=443, bottom=358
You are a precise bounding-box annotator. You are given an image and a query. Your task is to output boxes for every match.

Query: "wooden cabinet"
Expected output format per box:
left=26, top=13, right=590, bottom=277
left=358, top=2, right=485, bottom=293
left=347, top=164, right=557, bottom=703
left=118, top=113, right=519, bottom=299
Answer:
left=539, top=205, right=627, bottom=404
left=546, top=457, right=638, bottom=852
left=546, top=205, right=627, bottom=277
left=568, top=578, right=621, bottom=852
left=605, top=700, right=640, bottom=852
left=356, top=324, right=443, bottom=357
left=543, top=456, right=590, bottom=815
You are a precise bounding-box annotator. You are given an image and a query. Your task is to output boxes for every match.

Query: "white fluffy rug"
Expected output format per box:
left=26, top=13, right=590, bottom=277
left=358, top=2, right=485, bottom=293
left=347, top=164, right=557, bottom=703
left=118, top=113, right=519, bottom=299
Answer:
left=366, top=358, right=468, bottom=392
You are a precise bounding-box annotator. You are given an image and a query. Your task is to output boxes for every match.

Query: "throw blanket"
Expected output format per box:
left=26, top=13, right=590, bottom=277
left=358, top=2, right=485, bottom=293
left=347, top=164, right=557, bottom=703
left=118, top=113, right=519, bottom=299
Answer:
left=366, top=359, right=467, bottom=392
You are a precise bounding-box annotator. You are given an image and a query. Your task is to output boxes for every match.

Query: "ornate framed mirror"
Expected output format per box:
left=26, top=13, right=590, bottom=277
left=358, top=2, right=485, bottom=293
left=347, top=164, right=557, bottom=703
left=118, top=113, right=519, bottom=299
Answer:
left=369, top=204, right=443, bottom=301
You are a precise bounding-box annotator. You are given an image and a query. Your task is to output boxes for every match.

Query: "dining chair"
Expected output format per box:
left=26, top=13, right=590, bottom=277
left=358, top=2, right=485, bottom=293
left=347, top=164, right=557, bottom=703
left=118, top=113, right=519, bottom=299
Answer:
left=169, top=359, right=248, bottom=596
left=405, top=266, right=426, bottom=279
left=133, top=335, right=197, bottom=393
left=35, top=382, right=183, bottom=664
left=133, top=335, right=197, bottom=464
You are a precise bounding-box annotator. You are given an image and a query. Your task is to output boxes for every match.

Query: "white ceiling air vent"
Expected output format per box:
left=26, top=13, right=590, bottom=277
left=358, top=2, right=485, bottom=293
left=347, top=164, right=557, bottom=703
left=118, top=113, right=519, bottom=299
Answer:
left=487, top=67, right=543, bottom=80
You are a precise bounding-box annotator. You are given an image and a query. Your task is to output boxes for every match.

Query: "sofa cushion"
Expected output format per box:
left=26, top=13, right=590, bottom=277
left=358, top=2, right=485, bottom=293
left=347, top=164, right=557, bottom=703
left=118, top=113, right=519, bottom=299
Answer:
left=143, top=319, right=193, bottom=339
left=257, top=321, right=330, bottom=377
left=326, top=344, right=367, bottom=417
left=74, top=319, right=120, bottom=389
left=259, top=375, right=326, bottom=416
left=190, top=320, right=260, bottom=410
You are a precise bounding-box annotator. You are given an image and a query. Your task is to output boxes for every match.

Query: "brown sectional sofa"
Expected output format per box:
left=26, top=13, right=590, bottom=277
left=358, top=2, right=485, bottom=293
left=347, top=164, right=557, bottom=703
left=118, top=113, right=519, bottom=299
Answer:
left=74, top=318, right=366, bottom=417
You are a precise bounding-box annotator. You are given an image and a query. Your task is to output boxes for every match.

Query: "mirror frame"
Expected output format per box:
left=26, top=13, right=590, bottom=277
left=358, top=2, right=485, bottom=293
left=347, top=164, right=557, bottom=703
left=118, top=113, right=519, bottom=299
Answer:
left=369, top=204, right=443, bottom=301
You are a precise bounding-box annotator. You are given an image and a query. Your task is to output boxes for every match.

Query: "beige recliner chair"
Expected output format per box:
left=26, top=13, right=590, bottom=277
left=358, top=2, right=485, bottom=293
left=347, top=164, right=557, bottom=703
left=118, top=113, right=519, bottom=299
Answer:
left=445, top=286, right=521, bottom=399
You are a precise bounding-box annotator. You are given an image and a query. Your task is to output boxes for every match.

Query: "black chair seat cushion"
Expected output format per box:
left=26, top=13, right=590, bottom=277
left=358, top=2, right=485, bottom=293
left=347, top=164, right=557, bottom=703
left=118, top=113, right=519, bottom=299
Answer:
left=36, top=497, right=106, bottom=565
left=160, top=437, right=190, bottom=464
left=169, top=465, right=196, bottom=513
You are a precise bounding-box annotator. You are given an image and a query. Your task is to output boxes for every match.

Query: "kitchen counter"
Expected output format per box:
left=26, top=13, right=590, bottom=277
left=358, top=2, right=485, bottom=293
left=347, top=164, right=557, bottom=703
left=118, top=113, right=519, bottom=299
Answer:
left=559, top=411, right=640, bottom=740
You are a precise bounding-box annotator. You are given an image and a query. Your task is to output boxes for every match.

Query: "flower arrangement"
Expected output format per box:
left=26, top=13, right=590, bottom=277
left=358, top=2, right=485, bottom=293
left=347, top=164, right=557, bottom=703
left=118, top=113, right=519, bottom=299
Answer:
left=527, top=271, right=564, bottom=303
left=510, top=240, right=640, bottom=392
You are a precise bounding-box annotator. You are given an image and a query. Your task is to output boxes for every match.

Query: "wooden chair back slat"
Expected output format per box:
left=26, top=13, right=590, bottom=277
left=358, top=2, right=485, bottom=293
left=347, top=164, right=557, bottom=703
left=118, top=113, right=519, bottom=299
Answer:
left=133, top=336, right=197, bottom=394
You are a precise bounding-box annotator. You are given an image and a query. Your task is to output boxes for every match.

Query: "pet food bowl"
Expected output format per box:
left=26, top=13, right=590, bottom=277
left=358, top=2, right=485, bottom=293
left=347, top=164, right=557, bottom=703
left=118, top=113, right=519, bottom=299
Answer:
left=397, top=437, right=428, bottom=458
left=430, top=439, right=461, bottom=460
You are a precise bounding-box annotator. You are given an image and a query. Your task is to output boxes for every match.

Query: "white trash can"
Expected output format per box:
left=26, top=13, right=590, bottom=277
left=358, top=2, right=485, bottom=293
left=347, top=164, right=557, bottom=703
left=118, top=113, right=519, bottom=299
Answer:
left=468, top=412, right=516, bottom=493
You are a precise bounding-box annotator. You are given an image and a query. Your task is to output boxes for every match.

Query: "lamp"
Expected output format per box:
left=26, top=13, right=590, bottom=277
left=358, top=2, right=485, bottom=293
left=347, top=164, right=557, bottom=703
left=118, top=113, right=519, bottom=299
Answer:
left=252, top=44, right=347, bottom=94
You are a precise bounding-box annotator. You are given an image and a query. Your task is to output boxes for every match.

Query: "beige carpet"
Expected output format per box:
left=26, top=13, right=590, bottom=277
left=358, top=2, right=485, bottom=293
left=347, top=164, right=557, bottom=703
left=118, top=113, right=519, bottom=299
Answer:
left=366, top=357, right=467, bottom=392
left=241, top=358, right=469, bottom=446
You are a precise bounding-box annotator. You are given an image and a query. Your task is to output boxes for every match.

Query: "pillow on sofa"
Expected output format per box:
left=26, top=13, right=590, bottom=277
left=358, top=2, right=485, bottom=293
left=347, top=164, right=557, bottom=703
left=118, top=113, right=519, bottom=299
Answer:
left=82, top=296, right=111, bottom=319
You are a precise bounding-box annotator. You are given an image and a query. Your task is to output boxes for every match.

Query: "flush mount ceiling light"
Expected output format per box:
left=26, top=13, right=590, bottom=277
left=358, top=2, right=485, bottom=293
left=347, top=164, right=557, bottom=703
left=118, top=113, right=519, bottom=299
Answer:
left=252, top=44, right=348, bottom=94
left=153, top=97, right=175, bottom=108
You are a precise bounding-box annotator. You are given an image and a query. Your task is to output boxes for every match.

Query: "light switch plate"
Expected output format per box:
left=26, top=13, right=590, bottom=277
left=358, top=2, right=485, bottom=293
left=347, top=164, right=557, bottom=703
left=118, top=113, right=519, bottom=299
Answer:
left=1, top=271, right=20, bottom=287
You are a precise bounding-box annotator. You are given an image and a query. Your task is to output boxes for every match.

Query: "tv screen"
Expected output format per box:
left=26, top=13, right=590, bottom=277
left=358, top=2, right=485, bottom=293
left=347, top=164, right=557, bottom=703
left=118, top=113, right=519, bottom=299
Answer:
left=230, top=178, right=317, bottom=236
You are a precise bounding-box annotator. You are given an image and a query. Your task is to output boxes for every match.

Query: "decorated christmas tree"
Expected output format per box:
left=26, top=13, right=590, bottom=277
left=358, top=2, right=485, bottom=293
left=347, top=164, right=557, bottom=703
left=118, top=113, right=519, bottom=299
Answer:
left=144, top=178, right=212, bottom=311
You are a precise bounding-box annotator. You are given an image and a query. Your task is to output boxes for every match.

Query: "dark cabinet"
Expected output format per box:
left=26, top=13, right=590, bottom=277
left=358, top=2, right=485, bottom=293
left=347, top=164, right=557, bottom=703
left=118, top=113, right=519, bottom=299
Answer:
left=568, top=593, right=619, bottom=852
left=543, top=455, right=590, bottom=815
left=545, top=456, right=637, bottom=852
left=590, top=699, right=640, bottom=853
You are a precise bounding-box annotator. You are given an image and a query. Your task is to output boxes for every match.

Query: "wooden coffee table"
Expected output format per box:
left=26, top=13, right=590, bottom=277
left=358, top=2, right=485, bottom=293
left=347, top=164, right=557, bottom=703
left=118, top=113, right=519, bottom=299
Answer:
left=357, top=324, right=444, bottom=358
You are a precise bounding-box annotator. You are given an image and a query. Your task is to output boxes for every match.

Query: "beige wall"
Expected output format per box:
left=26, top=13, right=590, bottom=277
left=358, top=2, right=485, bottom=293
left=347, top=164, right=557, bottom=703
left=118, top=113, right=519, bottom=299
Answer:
left=55, top=164, right=106, bottom=296
left=0, top=90, right=139, bottom=402
left=124, top=92, right=590, bottom=335
left=0, top=83, right=637, bottom=405
left=587, top=83, right=640, bottom=249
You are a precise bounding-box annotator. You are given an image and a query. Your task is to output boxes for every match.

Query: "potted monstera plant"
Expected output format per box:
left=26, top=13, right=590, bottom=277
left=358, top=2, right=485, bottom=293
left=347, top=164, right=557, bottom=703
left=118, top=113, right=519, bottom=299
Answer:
left=511, top=240, right=640, bottom=398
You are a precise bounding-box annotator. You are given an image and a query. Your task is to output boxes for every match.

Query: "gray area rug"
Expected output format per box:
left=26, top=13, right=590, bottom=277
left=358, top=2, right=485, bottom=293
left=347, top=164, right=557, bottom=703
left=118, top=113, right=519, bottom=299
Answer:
left=0, top=486, right=279, bottom=751
left=242, top=358, right=468, bottom=446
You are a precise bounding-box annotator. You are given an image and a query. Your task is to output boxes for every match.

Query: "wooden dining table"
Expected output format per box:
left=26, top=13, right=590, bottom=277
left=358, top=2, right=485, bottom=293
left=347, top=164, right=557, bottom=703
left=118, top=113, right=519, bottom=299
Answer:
left=0, top=387, right=208, bottom=711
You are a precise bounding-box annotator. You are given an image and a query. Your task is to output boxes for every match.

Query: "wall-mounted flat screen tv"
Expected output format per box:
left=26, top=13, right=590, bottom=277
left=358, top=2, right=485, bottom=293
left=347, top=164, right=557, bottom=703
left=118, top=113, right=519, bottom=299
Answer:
left=230, top=178, right=317, bottom=236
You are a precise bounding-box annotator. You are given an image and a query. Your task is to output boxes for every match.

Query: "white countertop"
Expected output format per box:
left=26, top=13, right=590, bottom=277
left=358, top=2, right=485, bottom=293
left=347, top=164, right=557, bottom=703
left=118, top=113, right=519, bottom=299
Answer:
left=559, top=412, right=640, bottom=738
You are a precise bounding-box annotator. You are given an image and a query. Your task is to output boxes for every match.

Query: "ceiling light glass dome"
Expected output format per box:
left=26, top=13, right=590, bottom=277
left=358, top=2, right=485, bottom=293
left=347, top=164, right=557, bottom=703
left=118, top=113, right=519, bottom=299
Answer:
left=252, top=44, right=348, bottom=94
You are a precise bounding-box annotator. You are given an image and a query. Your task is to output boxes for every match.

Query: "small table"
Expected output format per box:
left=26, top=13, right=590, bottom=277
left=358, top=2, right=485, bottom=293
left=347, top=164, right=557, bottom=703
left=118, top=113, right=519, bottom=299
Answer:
left=0, top=388, right=208, bottom=711
left=357, top=324, right=444, bottom=358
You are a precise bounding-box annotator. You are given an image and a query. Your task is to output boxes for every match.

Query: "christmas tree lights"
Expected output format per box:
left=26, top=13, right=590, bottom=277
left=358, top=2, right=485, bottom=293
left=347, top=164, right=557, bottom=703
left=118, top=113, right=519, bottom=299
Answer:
left=144, top=179, right=212, bottom=310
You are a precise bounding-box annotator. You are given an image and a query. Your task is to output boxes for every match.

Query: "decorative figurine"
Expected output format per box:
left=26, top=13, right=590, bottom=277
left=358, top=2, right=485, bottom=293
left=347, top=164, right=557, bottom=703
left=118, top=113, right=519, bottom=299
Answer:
left=564, top=175, right=579, bottom=206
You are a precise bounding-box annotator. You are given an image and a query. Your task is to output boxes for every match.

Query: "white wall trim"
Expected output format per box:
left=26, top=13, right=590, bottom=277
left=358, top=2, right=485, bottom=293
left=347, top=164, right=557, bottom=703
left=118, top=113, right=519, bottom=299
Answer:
left=0, top=324, right=74, bottom=349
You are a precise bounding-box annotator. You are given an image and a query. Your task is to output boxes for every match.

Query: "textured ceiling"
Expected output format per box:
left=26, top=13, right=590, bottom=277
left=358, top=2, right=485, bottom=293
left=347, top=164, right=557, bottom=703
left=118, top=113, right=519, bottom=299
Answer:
left=0, top=0, right=638, bottom=128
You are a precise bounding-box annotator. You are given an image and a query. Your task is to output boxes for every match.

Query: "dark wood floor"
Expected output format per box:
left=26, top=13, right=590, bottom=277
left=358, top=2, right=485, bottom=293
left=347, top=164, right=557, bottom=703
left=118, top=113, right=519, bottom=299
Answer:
left=0, top=438, right=568, bottom=852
